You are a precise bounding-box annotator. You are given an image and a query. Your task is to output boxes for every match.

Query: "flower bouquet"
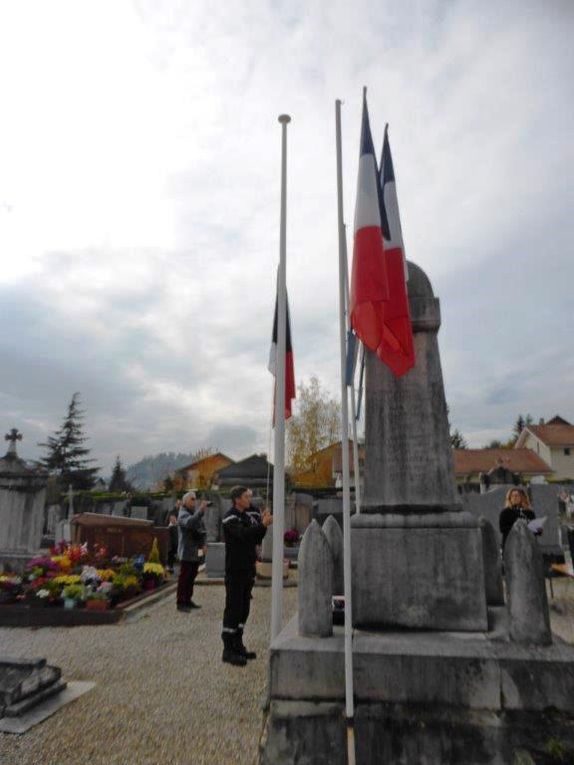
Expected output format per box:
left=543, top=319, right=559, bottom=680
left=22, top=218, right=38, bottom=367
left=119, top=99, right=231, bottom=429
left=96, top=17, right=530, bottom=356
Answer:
left=0, top=574, right=22, bottom=604
left=142, top=562, right=165, bottom=590
left=62, top=583, right=85, bottom=609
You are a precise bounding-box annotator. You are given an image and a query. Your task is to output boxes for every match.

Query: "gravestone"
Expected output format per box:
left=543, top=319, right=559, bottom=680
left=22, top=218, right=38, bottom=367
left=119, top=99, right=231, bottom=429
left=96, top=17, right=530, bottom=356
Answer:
left=529, top=484, right=562, bottom=555
left=130, top=506, right=148, bottom=521
left=461, top=485, right=515, bottom=549
left=0, top=430, right=48, bottom=573
left=314, top=497, right=342, bottom=526
left=206, top=542, right=225, bottom=579
left=293, top=493, right=314, bottom=533
left=44, top=504, right=62, bottom=537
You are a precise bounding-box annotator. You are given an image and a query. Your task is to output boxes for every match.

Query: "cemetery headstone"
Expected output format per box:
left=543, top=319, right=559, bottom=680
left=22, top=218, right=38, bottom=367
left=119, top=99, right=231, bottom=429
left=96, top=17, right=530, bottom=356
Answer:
left=505, top=520, right=552, bottom=645
left=130, top=506, right=148, bottom=521
left=0, top=430, right=48, bottom=573
left=298, top=521, right=333, bottom=637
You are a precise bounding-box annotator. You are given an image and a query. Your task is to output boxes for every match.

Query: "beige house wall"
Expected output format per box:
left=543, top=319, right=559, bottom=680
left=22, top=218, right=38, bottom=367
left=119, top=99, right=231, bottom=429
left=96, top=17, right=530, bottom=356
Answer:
left=521, top=432, right=574, bottom=479
left=522, top=433, right=552, bottom=466
left=549, top=448, right=574, bottom=480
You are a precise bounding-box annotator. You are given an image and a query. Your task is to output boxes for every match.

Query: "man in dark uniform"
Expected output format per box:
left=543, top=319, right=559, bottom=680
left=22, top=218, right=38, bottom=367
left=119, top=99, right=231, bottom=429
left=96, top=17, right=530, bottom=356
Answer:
left=221, top=485, right=272, bottom=666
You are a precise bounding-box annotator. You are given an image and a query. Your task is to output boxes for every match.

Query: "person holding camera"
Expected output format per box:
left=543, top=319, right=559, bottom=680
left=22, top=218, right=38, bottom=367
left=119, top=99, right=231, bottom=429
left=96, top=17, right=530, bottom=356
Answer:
left=176, top=491, right=207, bottom=612
left=221, top=485, right=272, bottom=666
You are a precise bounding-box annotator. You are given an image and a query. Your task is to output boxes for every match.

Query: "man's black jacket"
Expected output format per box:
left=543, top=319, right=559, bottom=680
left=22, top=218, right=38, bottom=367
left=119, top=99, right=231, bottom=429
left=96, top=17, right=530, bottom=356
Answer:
left=222, top=506, right=267, bottom=573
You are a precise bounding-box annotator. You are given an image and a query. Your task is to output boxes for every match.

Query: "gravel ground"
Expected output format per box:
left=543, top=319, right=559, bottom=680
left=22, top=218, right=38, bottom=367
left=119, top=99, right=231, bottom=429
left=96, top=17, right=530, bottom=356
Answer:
left=0, top=582, right=298, bottom=765
left=0, top=575, right=572, bottom=765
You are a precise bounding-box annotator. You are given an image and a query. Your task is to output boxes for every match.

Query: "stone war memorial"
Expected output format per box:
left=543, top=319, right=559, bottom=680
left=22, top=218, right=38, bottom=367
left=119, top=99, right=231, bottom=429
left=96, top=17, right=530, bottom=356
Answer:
left=260, top=263, right=574, bottom=765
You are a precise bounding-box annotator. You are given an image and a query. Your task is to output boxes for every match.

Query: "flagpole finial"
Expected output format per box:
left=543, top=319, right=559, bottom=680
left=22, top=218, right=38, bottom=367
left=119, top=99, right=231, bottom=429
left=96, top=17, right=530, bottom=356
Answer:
left=278, top=114, right=291, bottom=124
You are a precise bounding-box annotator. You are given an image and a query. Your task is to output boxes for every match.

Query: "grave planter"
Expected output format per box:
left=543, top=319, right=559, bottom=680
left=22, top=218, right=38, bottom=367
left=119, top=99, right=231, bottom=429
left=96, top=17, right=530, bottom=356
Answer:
left=86, top=598, right=109, bottom=612
left=143, top=579, right=157, bottom=591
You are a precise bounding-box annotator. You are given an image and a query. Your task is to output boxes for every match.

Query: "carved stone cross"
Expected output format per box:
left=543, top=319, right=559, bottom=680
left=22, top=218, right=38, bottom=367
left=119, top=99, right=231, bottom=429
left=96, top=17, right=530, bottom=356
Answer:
left=4, top=428, right=22, bottom=456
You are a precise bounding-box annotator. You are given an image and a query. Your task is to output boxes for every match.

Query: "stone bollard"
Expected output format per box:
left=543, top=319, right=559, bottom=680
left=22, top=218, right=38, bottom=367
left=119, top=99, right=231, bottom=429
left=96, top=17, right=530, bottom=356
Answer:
left=504, top=520, right=552, bottom=645
left=480, top=517, right=504, bottom=606
left=322, top=515, right=344, bottom=596
left=298, top=520, right=333, bottom=637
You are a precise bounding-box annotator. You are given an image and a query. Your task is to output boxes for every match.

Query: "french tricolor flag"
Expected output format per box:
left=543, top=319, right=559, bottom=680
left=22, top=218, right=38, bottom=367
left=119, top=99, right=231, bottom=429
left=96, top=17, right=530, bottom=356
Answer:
left=350, top=90, right=390, bottom=353
left=376, top=124, right=415, bottom=376
left=268, top=293, right=296, bottom=419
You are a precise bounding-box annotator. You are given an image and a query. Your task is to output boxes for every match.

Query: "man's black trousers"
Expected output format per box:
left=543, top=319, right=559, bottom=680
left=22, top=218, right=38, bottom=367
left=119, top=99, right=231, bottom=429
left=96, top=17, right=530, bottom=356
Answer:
left=223, top=569, right=255, bottom=632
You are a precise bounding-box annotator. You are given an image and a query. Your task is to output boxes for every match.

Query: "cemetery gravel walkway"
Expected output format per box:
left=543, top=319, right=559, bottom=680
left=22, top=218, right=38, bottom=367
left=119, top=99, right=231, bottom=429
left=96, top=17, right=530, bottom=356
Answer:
left=0, top=583, right=298, bottom=765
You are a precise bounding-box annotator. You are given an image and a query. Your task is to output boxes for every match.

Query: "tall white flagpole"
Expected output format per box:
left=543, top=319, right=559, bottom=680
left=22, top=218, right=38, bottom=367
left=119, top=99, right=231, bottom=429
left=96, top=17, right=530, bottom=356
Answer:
left=342, top=229, right=362, bottom=514
left=335, top=98, right=355, bottom=764
left=271, top=113, right=291, bottom=642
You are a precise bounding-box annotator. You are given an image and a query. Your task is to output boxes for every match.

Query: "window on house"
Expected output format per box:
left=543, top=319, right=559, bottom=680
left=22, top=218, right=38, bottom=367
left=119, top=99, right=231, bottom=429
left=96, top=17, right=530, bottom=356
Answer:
left=565, top=448, right=571, bottom=456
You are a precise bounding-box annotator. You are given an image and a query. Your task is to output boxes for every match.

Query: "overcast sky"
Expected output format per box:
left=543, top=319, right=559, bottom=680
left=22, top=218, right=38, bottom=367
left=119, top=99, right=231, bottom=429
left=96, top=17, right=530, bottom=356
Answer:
left=1, top=0, right=573, bottom=474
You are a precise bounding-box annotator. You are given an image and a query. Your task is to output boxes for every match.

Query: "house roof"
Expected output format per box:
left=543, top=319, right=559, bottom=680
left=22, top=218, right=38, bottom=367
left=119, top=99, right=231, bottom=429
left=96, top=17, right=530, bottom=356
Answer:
left=453, top=448, right=552, bottom=476
left=215, top=454, right=274, bottom=485
left=177, top=452, right=234, bottom=473
left=332, top=443, right=366, bottom=475
left=521, top=423, right=574, bottom=448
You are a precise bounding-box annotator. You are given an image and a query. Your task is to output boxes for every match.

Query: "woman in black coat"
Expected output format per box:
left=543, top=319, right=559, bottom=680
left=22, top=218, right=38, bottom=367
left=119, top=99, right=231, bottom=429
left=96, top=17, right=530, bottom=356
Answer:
left=499, top=487, right=536, bottom=551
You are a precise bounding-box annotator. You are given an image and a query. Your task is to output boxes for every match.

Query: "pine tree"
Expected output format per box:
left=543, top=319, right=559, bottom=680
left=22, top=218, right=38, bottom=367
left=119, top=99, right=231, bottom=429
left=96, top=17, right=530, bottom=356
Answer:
left=109, top=455, right=132, bottom=493
left=450, top=429, right=468, bottom=449
left=39, top=393, right=100, bottom=491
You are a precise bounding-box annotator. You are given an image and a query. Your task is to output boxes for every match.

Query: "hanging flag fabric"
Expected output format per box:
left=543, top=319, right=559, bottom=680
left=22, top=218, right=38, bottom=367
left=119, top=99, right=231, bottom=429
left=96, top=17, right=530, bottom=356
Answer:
left=376, top=124, right=415, bottom=376
left=350, top=90, right=389, bottom=352
left=268, top=293, right=296, bottom=419
left=344, top=330, right=359, bottom=387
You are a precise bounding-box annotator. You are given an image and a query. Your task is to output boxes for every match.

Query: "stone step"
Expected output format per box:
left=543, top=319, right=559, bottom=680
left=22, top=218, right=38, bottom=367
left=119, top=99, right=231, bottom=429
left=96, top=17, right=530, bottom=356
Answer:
left=0, top=659, right=61, bottom=706
left=4, top=680, right=67, bottom=718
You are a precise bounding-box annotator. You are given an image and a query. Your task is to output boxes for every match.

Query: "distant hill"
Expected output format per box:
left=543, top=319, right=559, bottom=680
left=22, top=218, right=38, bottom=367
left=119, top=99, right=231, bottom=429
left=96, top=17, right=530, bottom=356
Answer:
left=126, top=452, right=198, bottom=490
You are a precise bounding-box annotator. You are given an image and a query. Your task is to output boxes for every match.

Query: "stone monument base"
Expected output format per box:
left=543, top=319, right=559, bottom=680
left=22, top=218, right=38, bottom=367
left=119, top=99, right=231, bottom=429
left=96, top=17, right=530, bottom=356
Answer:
left=352, top=511, right=488, bottom=631
left=0, top=551, right=39, bottom=575
left=260, top=612, right=574, bottom=765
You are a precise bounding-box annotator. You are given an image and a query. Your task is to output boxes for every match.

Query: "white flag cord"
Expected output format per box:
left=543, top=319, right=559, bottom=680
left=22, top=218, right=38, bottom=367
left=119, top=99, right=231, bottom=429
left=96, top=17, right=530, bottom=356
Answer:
left=335, top=98, right=356, bottom=765
left=270, top=114, right=291, bottom=643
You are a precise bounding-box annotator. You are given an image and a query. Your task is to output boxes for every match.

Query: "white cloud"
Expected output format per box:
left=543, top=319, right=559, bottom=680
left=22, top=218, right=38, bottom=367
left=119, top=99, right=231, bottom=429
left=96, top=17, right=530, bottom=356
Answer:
left=0, top=0, right=572, bottom=469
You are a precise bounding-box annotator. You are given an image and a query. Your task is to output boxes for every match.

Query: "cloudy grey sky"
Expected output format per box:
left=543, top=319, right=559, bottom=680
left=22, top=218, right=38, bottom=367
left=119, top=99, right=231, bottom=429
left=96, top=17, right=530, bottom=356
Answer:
left=1, top=0, right=573, bottom=473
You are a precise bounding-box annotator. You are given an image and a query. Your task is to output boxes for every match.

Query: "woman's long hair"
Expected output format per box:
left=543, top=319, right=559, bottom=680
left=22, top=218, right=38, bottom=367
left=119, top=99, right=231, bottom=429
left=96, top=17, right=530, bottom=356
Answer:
left=504, top=487, right=531, bottom=509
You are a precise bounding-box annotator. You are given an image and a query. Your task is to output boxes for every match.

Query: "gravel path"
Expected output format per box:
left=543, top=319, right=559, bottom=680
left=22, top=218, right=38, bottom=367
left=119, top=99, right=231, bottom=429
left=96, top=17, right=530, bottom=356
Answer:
left=0, top=583, right=298, bottom=765
left=0, top=576, right=571, bottom=765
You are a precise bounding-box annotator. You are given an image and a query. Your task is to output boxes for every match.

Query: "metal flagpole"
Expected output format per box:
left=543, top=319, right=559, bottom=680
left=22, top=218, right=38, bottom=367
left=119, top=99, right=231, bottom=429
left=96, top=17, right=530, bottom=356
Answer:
left=271, top=113, right=291, bottom=642
left=342, top=225, right=362, bottom=515
left=335, top=98, right=355, bottom=764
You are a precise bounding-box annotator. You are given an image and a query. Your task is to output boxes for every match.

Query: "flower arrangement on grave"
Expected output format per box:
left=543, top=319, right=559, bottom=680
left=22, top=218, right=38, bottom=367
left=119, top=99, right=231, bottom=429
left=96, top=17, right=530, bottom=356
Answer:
left=62, top=583, right=85, bottom=602
left=142, top=562, right=165, bottom=589
left=284, top=528, right=300, bottom=547
left=111, top=574, right=141, bottom=602
left=148, top=538, right=161, bottom=564
left=0, top=574, right=22, bottom=603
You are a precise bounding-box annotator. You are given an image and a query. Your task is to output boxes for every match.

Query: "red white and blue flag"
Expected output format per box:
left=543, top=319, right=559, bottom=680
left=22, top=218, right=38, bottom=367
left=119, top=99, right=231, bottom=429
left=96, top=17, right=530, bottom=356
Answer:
left=268, top=293, right=296, bottom=419
left=350, top=90, right=414, bottom=378
left=376, top=124, right=414, bottom=376
left=350, top=91, right=390, bottom=354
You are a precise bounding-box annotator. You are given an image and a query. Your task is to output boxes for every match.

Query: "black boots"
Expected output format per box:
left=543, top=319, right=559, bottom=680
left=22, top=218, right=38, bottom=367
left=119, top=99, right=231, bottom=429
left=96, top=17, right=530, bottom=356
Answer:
left=222, top=633, right=247, bottom=667
left=236, top=630, right=256, bottom=660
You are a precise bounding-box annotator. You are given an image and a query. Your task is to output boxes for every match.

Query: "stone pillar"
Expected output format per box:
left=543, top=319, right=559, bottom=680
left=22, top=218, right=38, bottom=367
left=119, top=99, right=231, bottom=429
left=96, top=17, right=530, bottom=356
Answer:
left=0, top=430, right=48, bottom=573
left=505, top=520, right=552, bottom=646
left=298, top=520, right=333, bottom=637
left=322, top=515, right=344, bottom=596
left=480, top=517, right=504, bottom=606
left=351, top=263, right=488, bottom=631
left=363, top=263, right=457, bottom=511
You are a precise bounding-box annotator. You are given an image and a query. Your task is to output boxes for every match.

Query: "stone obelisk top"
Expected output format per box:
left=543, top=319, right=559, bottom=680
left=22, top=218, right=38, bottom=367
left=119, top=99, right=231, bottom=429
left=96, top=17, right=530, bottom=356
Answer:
left=362, top=261, right=459, bottom=512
